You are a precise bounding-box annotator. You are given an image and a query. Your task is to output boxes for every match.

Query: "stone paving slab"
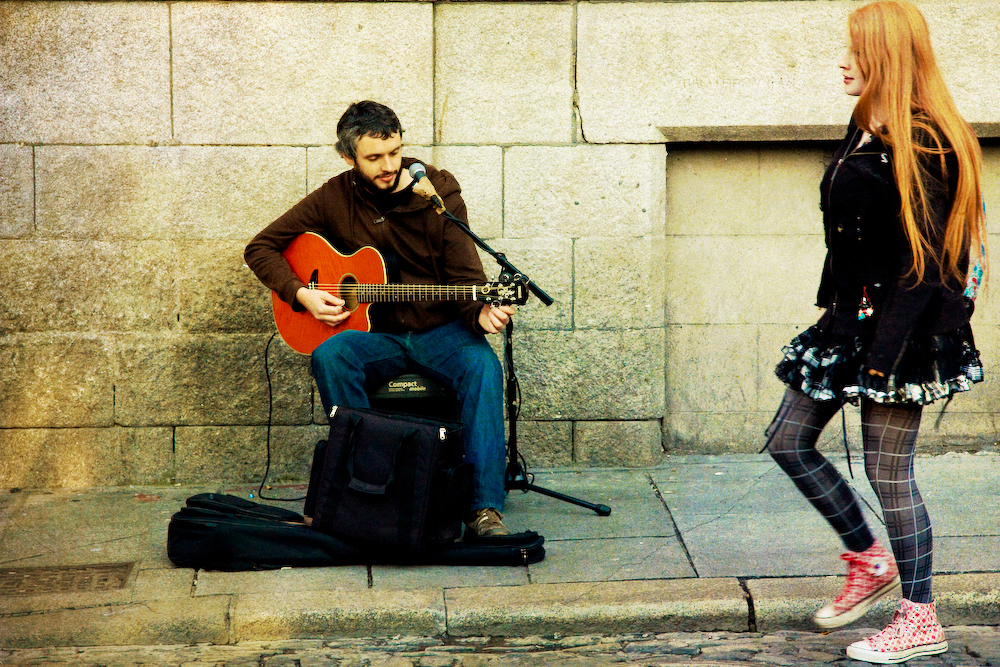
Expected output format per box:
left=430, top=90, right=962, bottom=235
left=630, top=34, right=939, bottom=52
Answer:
left=371, top=563, right=529, bottom=590
left=529, top=537, right=694, bottom=584
left=195, top=565, right=369, bottom=597
left=1, top=454, right=999, bottom=650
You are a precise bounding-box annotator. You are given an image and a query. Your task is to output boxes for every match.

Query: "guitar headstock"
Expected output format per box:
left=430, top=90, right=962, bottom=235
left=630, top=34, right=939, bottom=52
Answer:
left=478, top=282, right=529, bottom=306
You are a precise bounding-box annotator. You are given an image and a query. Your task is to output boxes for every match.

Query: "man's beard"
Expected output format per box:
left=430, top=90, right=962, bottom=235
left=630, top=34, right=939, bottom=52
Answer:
left=358, top=167, right=402, bottom=193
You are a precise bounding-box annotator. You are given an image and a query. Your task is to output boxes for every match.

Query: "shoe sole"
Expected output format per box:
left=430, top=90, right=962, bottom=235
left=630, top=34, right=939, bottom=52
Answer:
left=813, top=575, right=901, bottom=629
left=846, top=639, right=947, bottom=664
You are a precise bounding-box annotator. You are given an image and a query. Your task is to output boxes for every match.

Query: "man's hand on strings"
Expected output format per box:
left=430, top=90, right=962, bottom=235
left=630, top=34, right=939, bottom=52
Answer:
left=296, top=287, right=351, bottom=326
left=479, top=304, right=516, bottom=334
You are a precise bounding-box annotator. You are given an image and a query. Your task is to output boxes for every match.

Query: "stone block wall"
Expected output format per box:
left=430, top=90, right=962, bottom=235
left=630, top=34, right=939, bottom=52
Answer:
left=1, top=1, right=998, bottom=487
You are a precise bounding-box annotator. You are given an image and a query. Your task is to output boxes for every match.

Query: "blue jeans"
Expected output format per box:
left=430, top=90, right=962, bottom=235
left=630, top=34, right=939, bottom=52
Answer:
left=311, top=320, right=507, bottom=512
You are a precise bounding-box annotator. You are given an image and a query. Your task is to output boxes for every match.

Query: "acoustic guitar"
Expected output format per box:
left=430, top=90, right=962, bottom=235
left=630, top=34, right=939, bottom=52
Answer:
left=272, top=232, right=528, bottom=354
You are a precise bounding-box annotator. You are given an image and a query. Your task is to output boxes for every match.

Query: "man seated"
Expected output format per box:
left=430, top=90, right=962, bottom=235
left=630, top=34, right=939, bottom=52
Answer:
left=244, top=101, right=514, bottom=537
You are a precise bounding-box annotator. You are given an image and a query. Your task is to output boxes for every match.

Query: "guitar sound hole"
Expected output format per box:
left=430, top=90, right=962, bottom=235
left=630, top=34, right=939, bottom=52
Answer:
left=341, top=275, right=359, bottom=311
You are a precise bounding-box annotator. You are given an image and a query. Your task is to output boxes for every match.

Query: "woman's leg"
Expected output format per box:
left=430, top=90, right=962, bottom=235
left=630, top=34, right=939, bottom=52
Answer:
left=847, top=400, right=946, bottom=663
left=765, top=387, right=874, bottom=551
left=860, top=399, right=932, bottom=603
left=767, top=387, right=901, bottom=629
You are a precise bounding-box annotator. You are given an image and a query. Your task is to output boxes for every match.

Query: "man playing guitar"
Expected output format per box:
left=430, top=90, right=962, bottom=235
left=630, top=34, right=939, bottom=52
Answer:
left=245, top=101, right=515, bottom=538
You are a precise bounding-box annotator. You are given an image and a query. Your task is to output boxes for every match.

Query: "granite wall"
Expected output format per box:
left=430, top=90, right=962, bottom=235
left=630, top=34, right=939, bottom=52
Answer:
left=2, top=1, right=998, bottom=487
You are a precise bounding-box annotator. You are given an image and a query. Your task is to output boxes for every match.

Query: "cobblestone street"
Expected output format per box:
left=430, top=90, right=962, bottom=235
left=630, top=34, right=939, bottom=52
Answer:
left=4, top=628, right=999, bottom=667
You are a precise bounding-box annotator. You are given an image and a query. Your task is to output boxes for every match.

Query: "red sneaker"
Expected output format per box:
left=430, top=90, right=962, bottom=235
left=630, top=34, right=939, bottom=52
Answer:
left=846, top=598, right=948, bottom=664
left=814, top=540, right=900, bottom=628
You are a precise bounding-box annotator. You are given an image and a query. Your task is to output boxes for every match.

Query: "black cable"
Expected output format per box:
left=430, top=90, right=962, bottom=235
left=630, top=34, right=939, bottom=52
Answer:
left=257, top=332, right=306, bottom=502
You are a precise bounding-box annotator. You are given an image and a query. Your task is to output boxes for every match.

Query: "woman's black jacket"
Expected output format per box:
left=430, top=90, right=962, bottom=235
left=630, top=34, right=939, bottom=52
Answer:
left=815, top=118, right=970, bottom=376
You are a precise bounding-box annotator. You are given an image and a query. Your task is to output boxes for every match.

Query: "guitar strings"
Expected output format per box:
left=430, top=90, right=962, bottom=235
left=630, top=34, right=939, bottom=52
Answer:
left=305, top=284, right=498, bottom=301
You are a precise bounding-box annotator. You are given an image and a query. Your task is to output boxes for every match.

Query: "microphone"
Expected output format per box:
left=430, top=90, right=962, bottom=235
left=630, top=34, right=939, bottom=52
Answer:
left=408, top=163, right=446, bottom=214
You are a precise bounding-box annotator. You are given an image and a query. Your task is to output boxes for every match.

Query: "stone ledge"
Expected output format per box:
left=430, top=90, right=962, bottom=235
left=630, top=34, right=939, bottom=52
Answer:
left=748, top=573, right=1000, bottom=632
left=660, top=123, right=1000, bottom=143
left=445, top=579, right=749, bottom=637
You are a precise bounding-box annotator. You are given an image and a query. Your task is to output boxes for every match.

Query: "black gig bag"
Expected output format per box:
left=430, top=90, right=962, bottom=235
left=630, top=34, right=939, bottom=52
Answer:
left=305, top=406, right=473, bottom=551
left=167, top=504, right=368, bottom=571
left=166, top=495, right=545, bottom=570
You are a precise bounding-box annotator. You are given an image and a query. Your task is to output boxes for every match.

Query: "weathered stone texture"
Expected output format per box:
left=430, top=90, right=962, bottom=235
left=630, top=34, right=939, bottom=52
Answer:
left=0, top=427, right=125, bottom=487
left=666, top=146, right=830, bottom=236
left=515, top=329, right=665, bottom=421
left=575, top=236, right=666, bottom=330
left=0, top=144, right=33, bottom=238
left=174, top=424, right=323, bottom=485
left=171, top=3, right=433, bottom=145
left=115, top=334, right=313, bottom=427
left=0, top=334, right=114, bottom=429
left=575, top=420, right=663, bottom=467
left=0, top=425, right=173, bottom=488
left=666, top=325, right=760, bottom=415
left=181, top=240, right=274, bottom=334
left=664, top=411, right=776, bottom=455
left=0, top=3, right=171, bottom=144
left=434, top=3, right=574, bottom=145
left=0, top=240, right=179, bottom=334
left=35, top=146, right=305, bottom=241
left=578, top=1, right=1000, bottom=143
left=578, top=2, right=852, bottom=143
left=120, top=427, right=176, bottom=485
left=516, top=420, right=573, bottom=468
left=232, top=589, right=447, bottom=640
left=664, top=234, right=826, bottom=325
left=505, top=145, right=666, bottom=239
left=431, top=146, right=504, bottom=240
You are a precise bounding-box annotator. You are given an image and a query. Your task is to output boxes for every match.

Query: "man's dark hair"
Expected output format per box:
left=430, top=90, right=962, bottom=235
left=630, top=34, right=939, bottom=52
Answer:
left=335, top=101, right=403, bottom=160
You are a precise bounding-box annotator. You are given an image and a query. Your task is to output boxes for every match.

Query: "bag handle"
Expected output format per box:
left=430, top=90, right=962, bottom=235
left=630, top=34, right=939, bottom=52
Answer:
left=345, top=427, right=417, bottom=495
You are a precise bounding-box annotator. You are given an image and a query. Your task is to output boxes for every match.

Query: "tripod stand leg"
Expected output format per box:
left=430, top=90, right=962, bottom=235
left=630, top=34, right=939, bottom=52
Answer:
left=509, top=479, right=612, bottom=516
left=505, top=462, right=612, bottom=516
left=502, top=304, right=612, bottom=518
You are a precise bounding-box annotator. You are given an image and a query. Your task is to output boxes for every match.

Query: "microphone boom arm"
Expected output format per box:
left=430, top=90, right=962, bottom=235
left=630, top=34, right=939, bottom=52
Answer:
left=408, top=162, right=553, bottom=306
left=440, top=209, right=554, bottom=307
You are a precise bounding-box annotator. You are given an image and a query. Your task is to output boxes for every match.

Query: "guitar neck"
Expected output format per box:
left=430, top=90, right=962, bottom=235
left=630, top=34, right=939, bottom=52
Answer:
left=314, top=283, right=481, bottom=303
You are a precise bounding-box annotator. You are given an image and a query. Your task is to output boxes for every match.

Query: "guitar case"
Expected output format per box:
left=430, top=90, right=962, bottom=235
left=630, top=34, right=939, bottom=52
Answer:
left=166, top=493, right=545, bottom=571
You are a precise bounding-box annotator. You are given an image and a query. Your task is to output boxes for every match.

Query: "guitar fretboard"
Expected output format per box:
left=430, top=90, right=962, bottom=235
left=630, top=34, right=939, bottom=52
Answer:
left=312, top=283, right=479, bottom=303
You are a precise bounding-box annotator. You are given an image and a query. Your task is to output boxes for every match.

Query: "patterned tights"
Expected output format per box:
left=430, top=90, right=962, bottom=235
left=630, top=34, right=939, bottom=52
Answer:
left=765, top=387, right=933, bottom=603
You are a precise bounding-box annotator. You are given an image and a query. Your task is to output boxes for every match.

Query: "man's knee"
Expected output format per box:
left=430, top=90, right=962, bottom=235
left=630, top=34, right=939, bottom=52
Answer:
left=312, top=333, right=364, bottom=375
left=460, top=342, right=502, bottom=379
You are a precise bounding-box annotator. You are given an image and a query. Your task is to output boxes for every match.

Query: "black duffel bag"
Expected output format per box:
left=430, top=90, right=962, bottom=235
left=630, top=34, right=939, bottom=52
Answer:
left=305, top=405, right=473, bottom=551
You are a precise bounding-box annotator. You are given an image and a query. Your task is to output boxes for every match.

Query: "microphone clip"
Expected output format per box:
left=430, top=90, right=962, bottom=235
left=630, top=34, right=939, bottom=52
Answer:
left=409, top=163, right=447, bottom=214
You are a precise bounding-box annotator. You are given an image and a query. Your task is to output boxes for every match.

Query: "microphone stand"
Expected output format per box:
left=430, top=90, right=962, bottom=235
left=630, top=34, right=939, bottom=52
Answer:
left=425, top=195, right=611, bottom=517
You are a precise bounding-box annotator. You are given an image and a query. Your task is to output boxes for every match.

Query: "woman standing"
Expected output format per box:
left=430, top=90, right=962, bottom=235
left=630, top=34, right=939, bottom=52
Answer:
left=765, top=1, right=986, bottom=663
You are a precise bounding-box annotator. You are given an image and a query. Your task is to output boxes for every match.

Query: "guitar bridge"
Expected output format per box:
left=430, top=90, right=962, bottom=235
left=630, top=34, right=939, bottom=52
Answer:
left=308, top=269, right=319, bottom=290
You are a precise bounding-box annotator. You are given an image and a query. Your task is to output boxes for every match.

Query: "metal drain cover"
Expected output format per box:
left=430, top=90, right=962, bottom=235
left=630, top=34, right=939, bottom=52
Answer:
left=0, top=562, right=134, bottom=596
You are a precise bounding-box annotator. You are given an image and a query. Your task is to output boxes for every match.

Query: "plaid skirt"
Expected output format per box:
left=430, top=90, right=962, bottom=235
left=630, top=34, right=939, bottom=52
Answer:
left=775, top=324, right=984, bottom=405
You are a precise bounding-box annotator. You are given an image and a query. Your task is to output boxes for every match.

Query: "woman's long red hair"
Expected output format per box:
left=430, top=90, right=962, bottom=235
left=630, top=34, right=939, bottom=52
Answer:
left=849, top=0, right=985, bottom=287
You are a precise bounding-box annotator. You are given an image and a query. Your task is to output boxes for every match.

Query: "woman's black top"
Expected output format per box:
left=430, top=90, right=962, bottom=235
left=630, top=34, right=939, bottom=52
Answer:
left=815, top=118, right=970, bottom=376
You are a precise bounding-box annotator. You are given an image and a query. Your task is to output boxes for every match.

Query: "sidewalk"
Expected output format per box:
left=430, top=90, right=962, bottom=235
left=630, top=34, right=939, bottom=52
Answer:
left=2, top=452, right=998, bottom=649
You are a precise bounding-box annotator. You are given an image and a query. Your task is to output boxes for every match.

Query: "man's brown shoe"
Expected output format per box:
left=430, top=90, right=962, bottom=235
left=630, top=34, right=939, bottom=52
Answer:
left=465, top=508, right=510, bottom=538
